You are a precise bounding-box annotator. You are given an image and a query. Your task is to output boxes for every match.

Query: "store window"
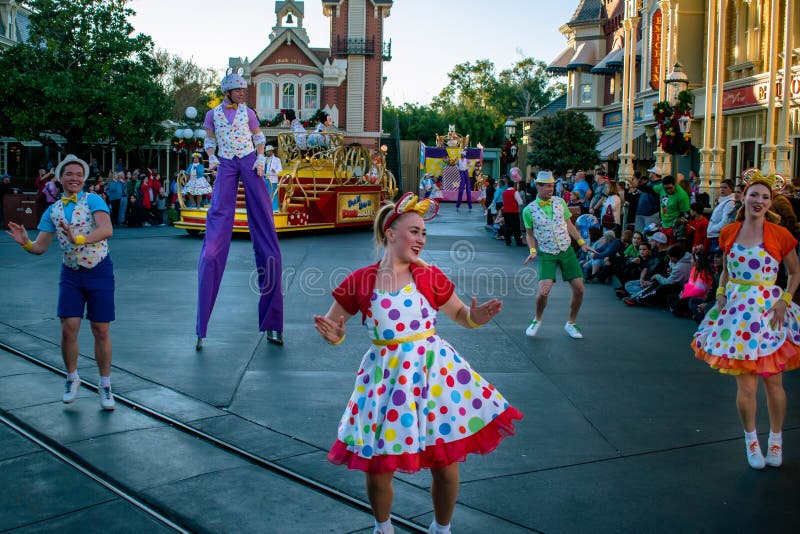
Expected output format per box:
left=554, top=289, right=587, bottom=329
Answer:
left=304, top=83, right=318, bottom=111
left=281, top=83, right=295, bottom=110
left=581, top=84, right=592, bottom=104
left=794, top=139, right=800, bottom=184
left=740, top=140, right=757, bottom=173
left=258, top=82, right=273, bottom=110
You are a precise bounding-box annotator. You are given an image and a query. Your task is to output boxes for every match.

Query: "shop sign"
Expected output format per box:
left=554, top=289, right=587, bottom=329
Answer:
left=650, top=9, right=662, bottom=90
left=723, top=74, right=800, bottom=110
left=603, top=105, right=644, bottom=127
left=338, top=192, right=379, bottom=223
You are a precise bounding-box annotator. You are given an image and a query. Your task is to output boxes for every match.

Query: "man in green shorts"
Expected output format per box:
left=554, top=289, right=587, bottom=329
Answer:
left=522, top=171, right=593, bottom=339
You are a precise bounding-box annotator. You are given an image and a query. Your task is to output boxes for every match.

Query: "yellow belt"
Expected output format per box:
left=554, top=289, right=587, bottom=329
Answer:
left=372, top=329, right=436, bottom=346
left=728, top=278, right=775, bottom=287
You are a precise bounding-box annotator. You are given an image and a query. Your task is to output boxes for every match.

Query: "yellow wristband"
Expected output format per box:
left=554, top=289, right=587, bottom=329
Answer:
left=577, top=238, right=586, bottom=246
left=780, top=292, right=793, bottom=305
left=529, top=247, right=537, bottom=255
left=21, top=240, right=33, bottom=251
left=716, top=286, right=726, bottom=297
left=466, top=309, right=482, bottom=329
left=329, top=334, right=345, bottom=346
left=74, top=235, right=86, bottom=246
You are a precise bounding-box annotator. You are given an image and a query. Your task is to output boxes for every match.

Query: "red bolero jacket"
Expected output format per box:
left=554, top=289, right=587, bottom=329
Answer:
left=332, top=262, right=455, bottom=324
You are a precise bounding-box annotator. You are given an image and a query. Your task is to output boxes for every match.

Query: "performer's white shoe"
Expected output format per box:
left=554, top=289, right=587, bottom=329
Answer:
left=564, top=322, right=583, bottom=339
left=525, top=320, right=541, bottom=337
left=196, top=337, right=204, bottom=351
left=266, top=330, right=284, bottom=346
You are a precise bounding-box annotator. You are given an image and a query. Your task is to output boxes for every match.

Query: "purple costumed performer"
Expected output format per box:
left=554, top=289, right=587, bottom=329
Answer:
left=196, top=69, right=283, bottom=349
left=455, top=150, right=472, bottom=211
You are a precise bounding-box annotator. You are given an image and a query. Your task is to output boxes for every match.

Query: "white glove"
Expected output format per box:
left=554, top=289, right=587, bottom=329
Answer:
left=253, top=154, right=267, bottom=170
left=208, top=154, right=220, bottom=170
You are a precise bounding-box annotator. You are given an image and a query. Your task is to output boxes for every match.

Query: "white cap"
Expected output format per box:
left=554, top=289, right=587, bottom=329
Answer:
left=649, top=231, right=668, bottom=244
left=535, top=170, right=555, bottom=183
left=265, top=145, right=275, bottom=152
left=647, top=166, right=663, bottom=176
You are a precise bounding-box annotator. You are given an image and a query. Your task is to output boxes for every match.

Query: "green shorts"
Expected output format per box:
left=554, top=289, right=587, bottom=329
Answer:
left=539, top=247, right=583, bottom=282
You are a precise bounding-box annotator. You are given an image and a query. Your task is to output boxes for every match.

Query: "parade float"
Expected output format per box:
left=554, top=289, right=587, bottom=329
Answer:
left=173, top=130, right=398, bottom=235
left=419, top=125, right=483, bottom=202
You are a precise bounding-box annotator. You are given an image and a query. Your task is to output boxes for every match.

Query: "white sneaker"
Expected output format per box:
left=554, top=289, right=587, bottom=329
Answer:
left=99, top=386, right=115, bottom=410
left=564, top=322, right=583, bottom=339
left=746, top=440, right=766, bottom=469
left=62, top=377, right=81, bottom=403
left=766, top=440, right=783, bottom=467
left=525, top=319, right=542, bottom=337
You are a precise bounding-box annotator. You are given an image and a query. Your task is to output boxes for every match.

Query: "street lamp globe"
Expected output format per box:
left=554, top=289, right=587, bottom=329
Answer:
left=504, top=116, right=516, bottom=139
left=677, top=114, right=692, bottom=135
left=185, top=106, right=198, bottom=120
left=665, top=62, right=689, bottom=106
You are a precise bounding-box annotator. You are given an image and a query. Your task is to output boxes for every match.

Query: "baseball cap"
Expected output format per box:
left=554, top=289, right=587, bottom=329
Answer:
left=649, top=231, right=668, bottom=244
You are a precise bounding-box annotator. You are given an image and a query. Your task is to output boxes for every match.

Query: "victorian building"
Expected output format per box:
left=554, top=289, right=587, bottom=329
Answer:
left=545, top=0, right=798, bottom=200
left=232, top=0, right=392, bottom=149
left=0, top=0, right=32, bottom=177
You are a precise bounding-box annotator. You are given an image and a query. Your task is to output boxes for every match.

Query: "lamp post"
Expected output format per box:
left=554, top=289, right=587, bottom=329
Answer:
left=504, top=116, right=516, bottom=139
left=665, top=62, right=689, bottom=106
left=502, top=117, right=517, bottom=175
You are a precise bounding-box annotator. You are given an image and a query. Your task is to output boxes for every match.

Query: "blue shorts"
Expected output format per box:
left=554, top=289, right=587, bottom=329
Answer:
left=57, top=256, right=115, bottom=322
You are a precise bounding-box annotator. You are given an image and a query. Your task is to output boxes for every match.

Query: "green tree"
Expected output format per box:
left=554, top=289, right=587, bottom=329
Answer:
left=155, top=50, right=220, bottom=120
left=495, top=57, right=565, bottom=118
left=0, top=0, right=172, bottom=153
left=431, top=59, right=499, bottom=113
left=527, top=110, right=600, bottom=174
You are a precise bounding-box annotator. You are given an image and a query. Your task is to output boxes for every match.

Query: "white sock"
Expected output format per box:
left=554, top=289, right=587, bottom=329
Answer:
left=374, top=519, right=393, bottom=534
left=431, top=521, right=451, bottom=534
left=769, top=431, right=782, bottom=444
left=744, top=430, right=758, bottom=443
left=67, top=371, right=79, bottom=381
left=99, top=375, right=111, bottom=388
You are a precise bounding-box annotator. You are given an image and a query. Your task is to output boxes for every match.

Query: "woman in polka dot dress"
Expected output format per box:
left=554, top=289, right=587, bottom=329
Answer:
left=314, top=193, right=523, bottom=534
left=693, top=173, right=800, bottom=471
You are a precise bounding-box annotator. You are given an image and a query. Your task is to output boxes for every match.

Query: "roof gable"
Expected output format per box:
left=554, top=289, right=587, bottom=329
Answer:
left=251, top=32, right=326, bottom=72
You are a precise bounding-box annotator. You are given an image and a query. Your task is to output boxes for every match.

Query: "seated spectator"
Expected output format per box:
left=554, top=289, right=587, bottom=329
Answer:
left=579, top=227, right=604, bottom=265
left=670, top=251, right=715, bottom=317
left=125, top=195, right=144, bottom=227
left=686, top=201, right=710, bottom=253
left=584, top=230, right=622, bottom=282
left=624, top=244, right=692, bottom=307
left=617, top=242, right=668, bottom=299
left=688, top=251, right=723, bottom=322
left=599, top=229, right=637, bottom=283
left=492, top=209, right=505, bottom=240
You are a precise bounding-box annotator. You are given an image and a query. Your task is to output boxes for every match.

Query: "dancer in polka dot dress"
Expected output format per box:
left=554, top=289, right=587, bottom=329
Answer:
left=692, top=172, right=800, bottom=470
left=314, top=193, right=523, bottom=534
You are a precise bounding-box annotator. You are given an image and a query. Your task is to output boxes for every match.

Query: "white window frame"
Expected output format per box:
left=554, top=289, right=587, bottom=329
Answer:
left=258, top=81, right=274, bottom=111
left=281, top=82, right=296, bottom=111
left=303, top=82, right=319, bottom=113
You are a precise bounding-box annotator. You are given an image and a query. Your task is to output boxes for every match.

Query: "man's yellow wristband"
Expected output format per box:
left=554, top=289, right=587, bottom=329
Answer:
left=780, top=292, right=793, bottom=305
left=577, top=238, right=586, bottom=246
left=529, top=247, right=537, bottom=255
left=21, top=240, right=33, bottom=251
left=74, top=235, right=86, bottom=246
left=716, top=286, right=726, bottom=297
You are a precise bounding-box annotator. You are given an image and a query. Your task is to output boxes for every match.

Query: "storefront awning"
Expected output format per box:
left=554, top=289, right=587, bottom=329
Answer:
left=591, top=46, right=624, bottom=74
left=605, top=40, right=642, bottom=70
left=599, top=127, right=652, bottom=161
left=547, top=45, right=574, bottom=74
left=567, top=43, right=597, bottom=71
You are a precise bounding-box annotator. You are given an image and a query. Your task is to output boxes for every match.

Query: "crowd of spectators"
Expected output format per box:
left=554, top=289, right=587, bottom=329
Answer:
left=475, top=164, right=800, bottom=324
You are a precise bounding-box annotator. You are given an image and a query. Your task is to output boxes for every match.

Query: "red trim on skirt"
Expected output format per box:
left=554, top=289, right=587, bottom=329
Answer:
left=327, top=406, right=524, bottom=474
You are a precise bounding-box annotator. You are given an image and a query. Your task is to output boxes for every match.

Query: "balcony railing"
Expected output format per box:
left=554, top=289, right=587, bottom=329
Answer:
left=333, top=37, right=392, bottom=61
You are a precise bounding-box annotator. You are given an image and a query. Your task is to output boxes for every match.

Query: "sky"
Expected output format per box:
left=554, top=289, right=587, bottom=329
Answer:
left=129, top=0, right=578, bottom=105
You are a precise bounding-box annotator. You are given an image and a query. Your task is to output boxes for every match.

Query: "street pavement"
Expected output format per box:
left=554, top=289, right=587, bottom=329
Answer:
left=1, top=204, right=799, bottom=533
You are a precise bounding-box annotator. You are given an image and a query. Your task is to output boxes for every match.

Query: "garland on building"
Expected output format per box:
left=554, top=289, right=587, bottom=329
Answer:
left=653, top=90, right=693, bottom=155
left=501, top=135, right=518, bottom=165
left=259, top=108, right=324, bottom=128
left=172, top=139, right=203, bottom=153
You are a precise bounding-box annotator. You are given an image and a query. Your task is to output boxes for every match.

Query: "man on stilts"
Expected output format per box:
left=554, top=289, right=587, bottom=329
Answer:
left=196, top=68, right=284, bottom=349
left=455, top=150, right=472, bottom=211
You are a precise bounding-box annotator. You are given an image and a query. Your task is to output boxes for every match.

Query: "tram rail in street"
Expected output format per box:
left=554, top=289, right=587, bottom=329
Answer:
left=0, top=341, right=429, bottom=533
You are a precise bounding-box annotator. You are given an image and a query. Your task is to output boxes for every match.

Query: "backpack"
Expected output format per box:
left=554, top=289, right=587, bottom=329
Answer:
left=601, top=204, right=616, bottom=229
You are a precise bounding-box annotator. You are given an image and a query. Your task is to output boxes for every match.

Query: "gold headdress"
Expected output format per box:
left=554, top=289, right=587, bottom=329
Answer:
left=741, top=168, right=785, bottom=191
left=383, top=192, right=439, bottom=231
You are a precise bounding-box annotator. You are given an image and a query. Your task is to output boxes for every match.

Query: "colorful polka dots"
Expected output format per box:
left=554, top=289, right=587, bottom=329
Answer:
left=695, top=243, right=800, bottom=366
left=335, top=282, right=513, bottom=464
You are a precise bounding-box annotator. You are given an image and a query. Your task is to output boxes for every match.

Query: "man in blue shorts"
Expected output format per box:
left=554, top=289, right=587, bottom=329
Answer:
left=6, top=155, right=116, bottom=409
left=522, top=171, right=593, bottom=339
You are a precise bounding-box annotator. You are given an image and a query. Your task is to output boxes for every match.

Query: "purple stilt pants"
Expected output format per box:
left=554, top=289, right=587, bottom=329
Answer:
left=196, top=153, right=283, bottom=337
left=456, top=170, right=472, bottom=208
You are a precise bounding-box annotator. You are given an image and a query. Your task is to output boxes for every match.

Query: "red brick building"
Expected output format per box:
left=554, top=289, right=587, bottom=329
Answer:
left=236, top=0, right=393, bottom=149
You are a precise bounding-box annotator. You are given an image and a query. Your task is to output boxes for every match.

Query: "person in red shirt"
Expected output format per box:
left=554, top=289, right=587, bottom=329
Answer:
left=686, top=201, right=710, bottom=253
left=501, top=181, right=524, bottom=246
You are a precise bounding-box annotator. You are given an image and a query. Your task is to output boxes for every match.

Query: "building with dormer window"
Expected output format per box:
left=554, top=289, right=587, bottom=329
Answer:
left=232, top=0, right=392, bottom=150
